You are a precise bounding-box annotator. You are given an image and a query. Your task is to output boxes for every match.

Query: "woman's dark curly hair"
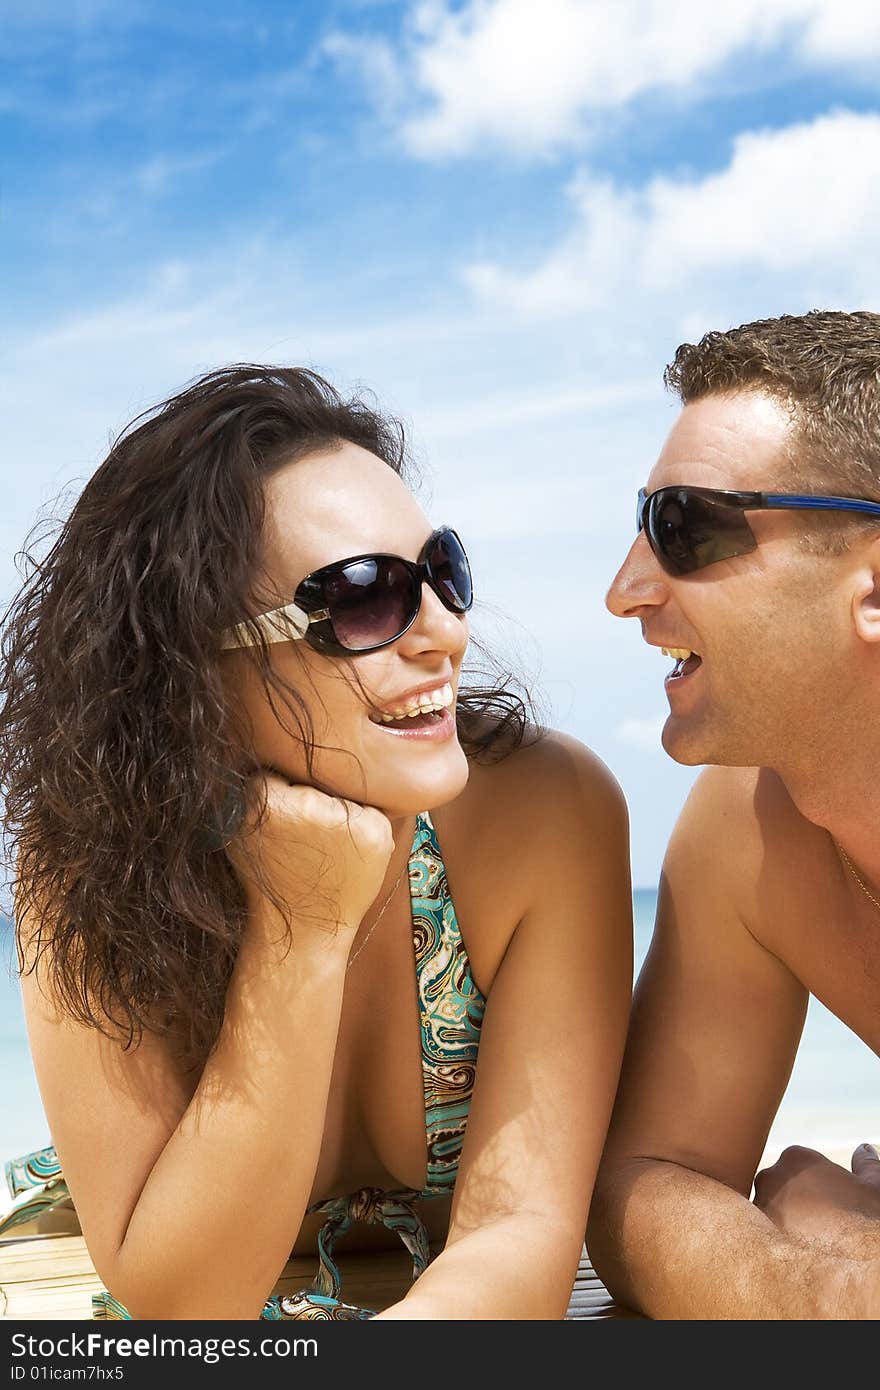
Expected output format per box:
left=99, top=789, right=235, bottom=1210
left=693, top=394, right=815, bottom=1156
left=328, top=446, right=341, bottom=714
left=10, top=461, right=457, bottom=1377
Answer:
left=1, top=365, right=535, bottom=1074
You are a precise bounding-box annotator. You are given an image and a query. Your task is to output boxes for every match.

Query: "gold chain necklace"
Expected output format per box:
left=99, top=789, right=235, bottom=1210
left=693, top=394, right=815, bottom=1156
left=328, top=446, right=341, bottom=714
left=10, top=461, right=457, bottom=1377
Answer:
left=346, top=864, right=407, bottom=971
left=833, top=838, right=880, bottom=917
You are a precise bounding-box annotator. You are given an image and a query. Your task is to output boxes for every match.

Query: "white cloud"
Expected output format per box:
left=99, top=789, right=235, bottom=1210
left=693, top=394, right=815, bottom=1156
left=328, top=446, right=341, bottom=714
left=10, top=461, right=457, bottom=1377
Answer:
left=797, top=0, right=880, bottom=66
left=328, top=0, right=880, bottom=160
left=463, top=110, right=880, bottom=315
left=642, top=110, right=880, bottom=282
left=464, top=176, right=641, bottom=312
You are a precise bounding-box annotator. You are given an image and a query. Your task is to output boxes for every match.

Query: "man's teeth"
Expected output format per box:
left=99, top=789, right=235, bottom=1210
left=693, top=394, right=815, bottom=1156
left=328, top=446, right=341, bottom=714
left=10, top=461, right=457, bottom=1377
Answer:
left=377, top=682, right=454, bottom=722
left=661, top=647, right=693, bottom=660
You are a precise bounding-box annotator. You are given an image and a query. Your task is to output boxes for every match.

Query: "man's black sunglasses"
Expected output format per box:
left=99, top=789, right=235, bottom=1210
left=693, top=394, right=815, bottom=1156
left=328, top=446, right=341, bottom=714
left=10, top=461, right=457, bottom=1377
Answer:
left=220, top=525, right=473, bottom=656
left=638, top=486, right=880, bottom=576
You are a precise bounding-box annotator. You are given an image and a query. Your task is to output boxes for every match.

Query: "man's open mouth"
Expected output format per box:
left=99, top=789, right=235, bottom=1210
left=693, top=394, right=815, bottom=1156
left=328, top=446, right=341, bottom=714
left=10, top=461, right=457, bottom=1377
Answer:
left=662, top=647, right=703, bottom=681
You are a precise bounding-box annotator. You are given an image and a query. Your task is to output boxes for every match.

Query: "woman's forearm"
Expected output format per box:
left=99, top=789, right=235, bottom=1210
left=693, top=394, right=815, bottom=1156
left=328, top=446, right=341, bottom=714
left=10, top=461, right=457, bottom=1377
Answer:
left=588, top=1157, right=863, bottom=1320
left=107, top=908, right=351, bottom=1319
left=374, top=1213, right=583, bottom=1320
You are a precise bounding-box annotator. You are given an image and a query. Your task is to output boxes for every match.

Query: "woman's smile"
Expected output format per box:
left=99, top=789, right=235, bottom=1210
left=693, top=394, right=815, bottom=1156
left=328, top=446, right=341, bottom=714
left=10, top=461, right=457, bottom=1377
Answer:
left=369, top=702, right=457, bottom=740
left=368, top=678, right=456, bottom=739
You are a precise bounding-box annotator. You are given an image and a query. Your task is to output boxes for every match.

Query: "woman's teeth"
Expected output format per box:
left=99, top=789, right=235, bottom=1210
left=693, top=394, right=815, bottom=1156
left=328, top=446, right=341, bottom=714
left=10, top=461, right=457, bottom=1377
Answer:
left=375, top=681, right=454, bottom=723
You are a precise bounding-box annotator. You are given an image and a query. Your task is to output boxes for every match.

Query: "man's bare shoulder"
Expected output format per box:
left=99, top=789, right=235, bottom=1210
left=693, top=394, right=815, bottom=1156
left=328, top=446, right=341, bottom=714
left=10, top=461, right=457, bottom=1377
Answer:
left=668, top=765, right=834, bottom=941
left=674, top=764, right=825, bottom=848
left=678, top=763, right=796, bottom=829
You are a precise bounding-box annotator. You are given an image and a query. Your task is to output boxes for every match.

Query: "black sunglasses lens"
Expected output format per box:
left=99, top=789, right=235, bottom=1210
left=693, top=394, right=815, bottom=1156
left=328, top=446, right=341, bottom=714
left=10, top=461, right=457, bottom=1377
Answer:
left=323, top=558, right=419, bottom=651
left=428, top=529, right=473, bottom=611
left=648, top=491, right=757, bottom=574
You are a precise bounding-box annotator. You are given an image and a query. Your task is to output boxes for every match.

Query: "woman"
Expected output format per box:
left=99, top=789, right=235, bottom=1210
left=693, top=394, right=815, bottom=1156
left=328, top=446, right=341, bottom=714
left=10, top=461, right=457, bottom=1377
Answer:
left=0, top=365, right=632, bottom=1320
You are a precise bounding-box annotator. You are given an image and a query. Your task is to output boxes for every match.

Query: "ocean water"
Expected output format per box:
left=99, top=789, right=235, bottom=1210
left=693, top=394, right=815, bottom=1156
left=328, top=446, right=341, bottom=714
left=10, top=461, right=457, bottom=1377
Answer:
left=1, top=895, right=876, bottom=1164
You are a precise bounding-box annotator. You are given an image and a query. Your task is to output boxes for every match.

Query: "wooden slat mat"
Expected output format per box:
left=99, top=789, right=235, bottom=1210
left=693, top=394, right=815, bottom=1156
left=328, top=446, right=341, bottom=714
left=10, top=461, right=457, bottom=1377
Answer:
left=0, top=1232, right=638, bottom=1321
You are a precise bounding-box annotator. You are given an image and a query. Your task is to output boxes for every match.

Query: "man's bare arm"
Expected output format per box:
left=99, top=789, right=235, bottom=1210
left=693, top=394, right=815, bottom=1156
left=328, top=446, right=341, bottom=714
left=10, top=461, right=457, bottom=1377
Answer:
left=591, top=1155, right=876, bottom=1318
left=753, top=1143, right=880, bottom=1266
left=587, top=765, right=878, bottom=1319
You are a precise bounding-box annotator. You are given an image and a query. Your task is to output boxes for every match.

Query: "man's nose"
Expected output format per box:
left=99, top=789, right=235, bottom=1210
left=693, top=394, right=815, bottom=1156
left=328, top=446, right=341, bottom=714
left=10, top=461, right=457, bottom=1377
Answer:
left=605, top=534, right=669, bottom=619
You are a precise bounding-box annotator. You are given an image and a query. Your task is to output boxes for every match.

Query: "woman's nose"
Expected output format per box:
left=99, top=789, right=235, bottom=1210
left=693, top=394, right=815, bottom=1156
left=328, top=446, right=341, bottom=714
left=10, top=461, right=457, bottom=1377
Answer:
left=606, top=535, right=669, bottom=619
left=399, top=581, right=469, bottom=658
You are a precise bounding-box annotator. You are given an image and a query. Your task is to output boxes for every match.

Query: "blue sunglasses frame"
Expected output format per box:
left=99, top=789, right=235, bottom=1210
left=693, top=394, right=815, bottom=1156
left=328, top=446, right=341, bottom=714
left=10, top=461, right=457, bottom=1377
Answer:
left=637, top=485, right=880, bottom=575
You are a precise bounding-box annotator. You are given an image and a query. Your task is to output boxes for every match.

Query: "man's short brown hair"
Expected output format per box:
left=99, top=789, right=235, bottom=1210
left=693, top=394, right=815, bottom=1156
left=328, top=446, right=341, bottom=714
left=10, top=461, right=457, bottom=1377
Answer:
left=665, top=311, right=880, bottom=550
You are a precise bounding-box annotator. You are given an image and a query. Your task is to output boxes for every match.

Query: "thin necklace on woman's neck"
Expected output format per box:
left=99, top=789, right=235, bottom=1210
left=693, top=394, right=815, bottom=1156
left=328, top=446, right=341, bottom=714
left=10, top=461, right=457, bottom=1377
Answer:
left=346, top=818, right=415, bottom=971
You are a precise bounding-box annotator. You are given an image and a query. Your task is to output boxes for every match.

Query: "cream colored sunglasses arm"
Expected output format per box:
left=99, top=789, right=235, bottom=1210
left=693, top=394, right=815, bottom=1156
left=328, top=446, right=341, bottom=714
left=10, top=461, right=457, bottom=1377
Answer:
left=218, top=600, right=315, bottom=651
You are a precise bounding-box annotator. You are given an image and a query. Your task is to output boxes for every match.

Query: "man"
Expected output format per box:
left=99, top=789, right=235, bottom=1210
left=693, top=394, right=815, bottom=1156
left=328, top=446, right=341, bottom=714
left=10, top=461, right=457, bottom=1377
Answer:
left=591, top=310, right=880, bottom=1319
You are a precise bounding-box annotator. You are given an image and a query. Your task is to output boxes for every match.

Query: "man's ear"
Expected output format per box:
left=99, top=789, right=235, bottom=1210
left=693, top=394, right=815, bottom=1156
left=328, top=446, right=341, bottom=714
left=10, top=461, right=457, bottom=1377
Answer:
left=852, top=535, right=880, bottom=644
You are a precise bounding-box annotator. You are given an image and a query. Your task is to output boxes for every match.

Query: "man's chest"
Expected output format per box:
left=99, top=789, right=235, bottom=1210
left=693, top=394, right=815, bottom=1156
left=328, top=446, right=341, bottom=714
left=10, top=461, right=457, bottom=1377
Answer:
left=775, top=886, right=880, bottom=1056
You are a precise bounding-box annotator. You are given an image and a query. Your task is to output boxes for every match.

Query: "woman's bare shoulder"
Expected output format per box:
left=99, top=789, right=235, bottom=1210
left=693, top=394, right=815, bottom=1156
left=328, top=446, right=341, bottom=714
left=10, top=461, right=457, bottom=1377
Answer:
left=437, top=728, right=629, bottom=915
left=433, top=729, right=631, bottom=994
left=463, top=726, right=627, bottom=829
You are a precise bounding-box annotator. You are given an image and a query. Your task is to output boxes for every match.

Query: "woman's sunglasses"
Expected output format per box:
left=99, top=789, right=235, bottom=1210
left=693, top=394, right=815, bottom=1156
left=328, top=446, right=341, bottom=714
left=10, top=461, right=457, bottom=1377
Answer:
left=220, top=525, right=473, bottom=656
left=638, top=486, right=880, bottom=576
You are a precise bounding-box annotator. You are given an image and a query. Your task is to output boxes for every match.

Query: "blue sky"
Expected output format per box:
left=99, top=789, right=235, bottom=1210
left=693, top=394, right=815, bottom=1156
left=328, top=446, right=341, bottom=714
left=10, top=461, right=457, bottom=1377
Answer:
left=4, top=0, right=880, bottom=883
